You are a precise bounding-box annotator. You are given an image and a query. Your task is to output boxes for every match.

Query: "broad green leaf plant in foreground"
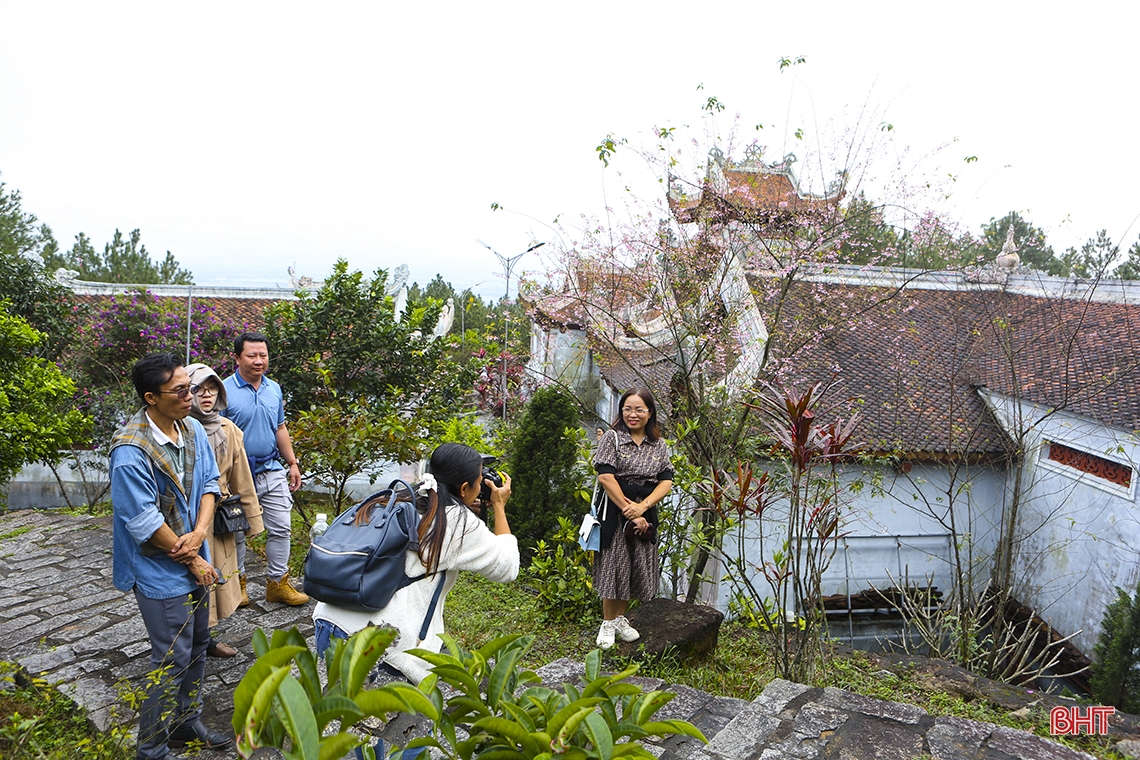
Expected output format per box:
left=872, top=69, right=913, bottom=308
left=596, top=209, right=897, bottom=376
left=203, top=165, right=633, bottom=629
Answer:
left=233, top=626, right=706, bottom=760
left=405, top=633, right=706, bottom=760
left=231, top=626, right=435, bottom=760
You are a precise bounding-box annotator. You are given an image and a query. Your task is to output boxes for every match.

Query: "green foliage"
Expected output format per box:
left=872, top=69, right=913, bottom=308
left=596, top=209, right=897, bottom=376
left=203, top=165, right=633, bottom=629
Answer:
left=0, top=661, right=134, bottom=759
left=454, top=288, right=494, bottom=337
left=0, top=305, right=89, bottom=485
left=507, top=386, right=583, bottom=555
left=836, top=192, right=903, bottom=265
left=664, top=385, right=767, bottom=603
left=264, top=260, right=474, bottom=420
left=0, top=178, right=74, bottom=359
left=43, top=229, right=193, bottom=285
left=1060, top=229, right=1119, bottom=280
left=274, top=262, right=484, bottom=510
left=232, top=626, right=435, bottom=760
left=1114, top=239, right=1140, bottom=280
left=405, top=634, right=706, bottom=759
left=1089, top=581, right=1140, bottom=713
left=291, top=364, right=428, bottom=514
left=527, top=517, right=600, bottom=623
left=436, top=413, right=501, bottom=458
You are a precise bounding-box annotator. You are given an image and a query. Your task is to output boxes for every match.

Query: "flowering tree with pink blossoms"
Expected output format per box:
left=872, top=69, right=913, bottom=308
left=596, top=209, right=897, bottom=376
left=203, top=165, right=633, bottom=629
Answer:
left=53, top=289, right=246, bottom=507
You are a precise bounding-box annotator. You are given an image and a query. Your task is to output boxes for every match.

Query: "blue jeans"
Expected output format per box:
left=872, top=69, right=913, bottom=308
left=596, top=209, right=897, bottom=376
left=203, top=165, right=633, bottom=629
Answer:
left=313, top=619, right=425, bottom=760
left=314, top=618, right=350, bottom=658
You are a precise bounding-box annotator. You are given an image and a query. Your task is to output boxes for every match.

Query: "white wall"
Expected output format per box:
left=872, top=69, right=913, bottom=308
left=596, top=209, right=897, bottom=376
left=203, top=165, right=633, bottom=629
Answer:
left=981, top=391, right=1140, bottom=655
left=527, top=323, right=615, bottom=422
left=709, top=462, right=1008, bottom=614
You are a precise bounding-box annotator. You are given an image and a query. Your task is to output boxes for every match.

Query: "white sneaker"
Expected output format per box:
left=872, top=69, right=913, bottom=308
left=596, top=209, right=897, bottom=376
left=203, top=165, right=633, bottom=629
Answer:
left=612, top=615, right=640, bottom=643
left=596, top=620, right=616, bottom=649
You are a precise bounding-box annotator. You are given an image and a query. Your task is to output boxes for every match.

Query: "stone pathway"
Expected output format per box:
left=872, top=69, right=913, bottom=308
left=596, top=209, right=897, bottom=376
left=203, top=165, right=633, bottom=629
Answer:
left=0, top=509, right=1116, bottom=759
left=0, top=508, right=312, bottom=759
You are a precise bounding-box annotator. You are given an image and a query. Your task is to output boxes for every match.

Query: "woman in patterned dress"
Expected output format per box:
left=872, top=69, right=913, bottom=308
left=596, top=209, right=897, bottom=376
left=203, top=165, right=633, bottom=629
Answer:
left=592, top=387, right=673, bottom=649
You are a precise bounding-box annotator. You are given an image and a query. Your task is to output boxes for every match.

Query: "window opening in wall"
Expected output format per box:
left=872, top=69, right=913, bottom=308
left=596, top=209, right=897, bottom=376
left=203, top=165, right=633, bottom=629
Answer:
left=1046, top=441, right=1133, bottom=488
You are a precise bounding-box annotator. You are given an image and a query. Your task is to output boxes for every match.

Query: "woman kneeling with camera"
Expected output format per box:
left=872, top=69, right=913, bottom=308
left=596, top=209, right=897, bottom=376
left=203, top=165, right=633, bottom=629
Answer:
left=312, top=443, right=518, bottom=684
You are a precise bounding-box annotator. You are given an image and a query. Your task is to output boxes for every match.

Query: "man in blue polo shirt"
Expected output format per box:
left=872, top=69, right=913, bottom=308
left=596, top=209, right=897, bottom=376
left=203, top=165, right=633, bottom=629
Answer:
left=222, top=332, right=309, bottom=606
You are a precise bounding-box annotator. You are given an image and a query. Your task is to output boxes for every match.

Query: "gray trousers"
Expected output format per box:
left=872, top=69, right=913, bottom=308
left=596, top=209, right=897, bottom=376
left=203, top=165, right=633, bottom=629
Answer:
left=134, top=586, right=209, bottom=760
left=256, top=469, right=294, bottom=579
left=234, top=468, right=294, bottom=579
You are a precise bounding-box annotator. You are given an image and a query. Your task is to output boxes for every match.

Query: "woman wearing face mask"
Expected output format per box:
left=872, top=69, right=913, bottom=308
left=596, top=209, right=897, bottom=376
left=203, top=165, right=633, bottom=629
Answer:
left=312, top=442, right=518, bottom=684
left=186, top=363, right=264, bottom=657
left=593, top=387, right=673, bottom=649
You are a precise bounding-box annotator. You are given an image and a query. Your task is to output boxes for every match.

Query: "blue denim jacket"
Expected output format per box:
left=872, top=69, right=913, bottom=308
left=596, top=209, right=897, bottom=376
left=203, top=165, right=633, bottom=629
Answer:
left=111, top=415, right=220, bottom=600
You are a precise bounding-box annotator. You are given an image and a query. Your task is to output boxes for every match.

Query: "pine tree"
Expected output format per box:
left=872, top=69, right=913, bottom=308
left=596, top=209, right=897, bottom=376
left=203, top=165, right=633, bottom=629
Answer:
left=1090, top=581, right=1140, bottom=713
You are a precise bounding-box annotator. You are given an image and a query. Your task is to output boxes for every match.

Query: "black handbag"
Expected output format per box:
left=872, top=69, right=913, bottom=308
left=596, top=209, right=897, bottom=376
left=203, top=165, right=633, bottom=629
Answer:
left=624, top=519, right=657, bottom=542
left=213, top=494, right=250, bottom=535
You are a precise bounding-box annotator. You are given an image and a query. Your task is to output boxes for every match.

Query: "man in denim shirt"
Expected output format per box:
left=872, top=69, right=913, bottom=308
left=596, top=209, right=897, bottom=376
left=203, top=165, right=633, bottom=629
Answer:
left=110, top=353, right=230, bottom=758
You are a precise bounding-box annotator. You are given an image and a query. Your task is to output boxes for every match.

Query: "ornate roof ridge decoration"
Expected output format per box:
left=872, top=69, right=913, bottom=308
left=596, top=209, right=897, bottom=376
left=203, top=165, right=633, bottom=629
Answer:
left=754, top=262, right=1140, bottom=305
left=667, top=144, right=845, bottom=226
left=730, top=143, right=845, bottom=201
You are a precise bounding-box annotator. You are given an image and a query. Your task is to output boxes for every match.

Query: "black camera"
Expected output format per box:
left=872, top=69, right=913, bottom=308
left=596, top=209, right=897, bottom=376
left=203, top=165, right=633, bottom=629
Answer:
left=478, top=454, right=503, bottom=505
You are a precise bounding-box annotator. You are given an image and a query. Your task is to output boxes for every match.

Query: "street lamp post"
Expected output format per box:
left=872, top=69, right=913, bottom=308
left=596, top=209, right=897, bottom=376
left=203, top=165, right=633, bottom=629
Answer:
left=478, top=240, right=545, bottom=422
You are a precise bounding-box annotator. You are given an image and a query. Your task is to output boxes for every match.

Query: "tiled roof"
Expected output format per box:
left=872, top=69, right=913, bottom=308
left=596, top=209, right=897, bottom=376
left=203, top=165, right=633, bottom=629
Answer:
left=668, top=147, right=843, bottom=229
left=669, top=172, right=841, bottom=228
left=590, top=338, right=681, bottom=415
left=525, top=262, right=664, bottom=333
left=74, top=293, right=281, bottom=331
left=752, top=277, right=1140, bottom=455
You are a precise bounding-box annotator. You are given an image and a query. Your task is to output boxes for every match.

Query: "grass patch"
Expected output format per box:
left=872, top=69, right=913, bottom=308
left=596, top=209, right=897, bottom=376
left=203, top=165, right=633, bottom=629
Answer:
left=0, top=526, right=31, bottom=542
left=445, top=573, right=592, bottom=668
left=59, top=501, right=113, bottom=517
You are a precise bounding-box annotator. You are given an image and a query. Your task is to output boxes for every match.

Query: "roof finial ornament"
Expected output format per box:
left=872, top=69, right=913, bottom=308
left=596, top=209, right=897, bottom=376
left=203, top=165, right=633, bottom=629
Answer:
left=742, top=143, right=764, bottom=166
left=995, top=227, right=1020, bottom=269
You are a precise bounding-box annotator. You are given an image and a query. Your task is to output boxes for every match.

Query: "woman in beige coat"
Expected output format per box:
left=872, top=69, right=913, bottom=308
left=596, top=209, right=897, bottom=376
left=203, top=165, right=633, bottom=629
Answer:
left=186, top=363, right=265, bottom=657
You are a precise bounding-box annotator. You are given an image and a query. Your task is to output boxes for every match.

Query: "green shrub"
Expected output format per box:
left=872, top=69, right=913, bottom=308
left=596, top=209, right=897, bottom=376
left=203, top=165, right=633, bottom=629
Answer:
left=1090, top=580, right=1140, bottom=713
left=407, top=633, right=706, bottom=758
left=0, top=661, right=135, bottom=759
left=527, top=517, right=600, bottom=623
left=234, top=626, right=706, bottom=759
left=231, top=626, right=433, bottom=759
left=507, top=386, right=582, bottom=557
left=0, top=305, right=89, bottom=486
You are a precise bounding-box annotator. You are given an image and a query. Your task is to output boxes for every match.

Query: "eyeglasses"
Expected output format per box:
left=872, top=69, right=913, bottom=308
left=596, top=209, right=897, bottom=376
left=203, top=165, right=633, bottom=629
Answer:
left=193, top=384, right=218, bottom=397
left=159, top=383, right=200, bottom=400
left=622, top=407, right=649, bottom=416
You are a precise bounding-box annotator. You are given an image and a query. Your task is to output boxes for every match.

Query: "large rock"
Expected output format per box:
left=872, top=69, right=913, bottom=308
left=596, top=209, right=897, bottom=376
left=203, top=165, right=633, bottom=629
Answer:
left=619, top=598, right=723, bottom=662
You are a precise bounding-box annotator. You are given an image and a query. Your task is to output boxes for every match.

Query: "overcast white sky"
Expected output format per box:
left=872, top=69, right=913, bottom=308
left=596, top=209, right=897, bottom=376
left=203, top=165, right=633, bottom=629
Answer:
left=2, top=2, right=1137, bottom=297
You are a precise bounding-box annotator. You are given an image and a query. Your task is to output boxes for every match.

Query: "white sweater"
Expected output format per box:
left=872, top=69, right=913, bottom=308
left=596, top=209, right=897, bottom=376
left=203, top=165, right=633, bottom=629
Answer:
left=312, top=501, right=520, bottom=684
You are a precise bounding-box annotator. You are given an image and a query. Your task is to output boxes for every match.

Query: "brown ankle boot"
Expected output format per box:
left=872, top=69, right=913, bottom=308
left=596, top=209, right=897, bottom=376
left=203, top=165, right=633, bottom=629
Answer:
left=265, top=571, right=310, bottom=606
left=238, top=574, right=250, bottom=608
